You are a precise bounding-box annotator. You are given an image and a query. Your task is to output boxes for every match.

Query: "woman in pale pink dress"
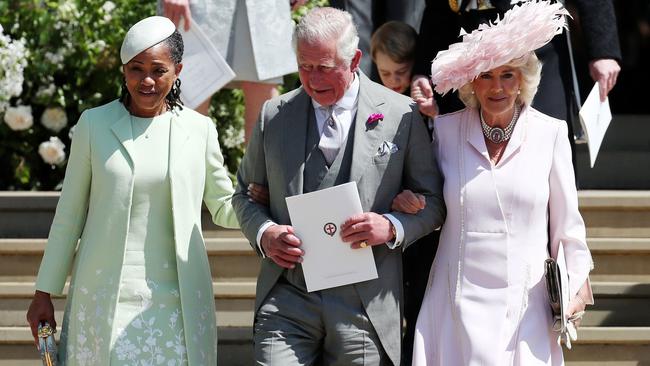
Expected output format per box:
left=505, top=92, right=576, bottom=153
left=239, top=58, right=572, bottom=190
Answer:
left=393, top=2, right=594, bottom=365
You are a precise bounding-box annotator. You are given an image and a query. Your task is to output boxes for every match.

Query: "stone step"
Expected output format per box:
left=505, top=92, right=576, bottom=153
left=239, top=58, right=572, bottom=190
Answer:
left=2, top=191, right=649, bottom=238
left=0, top=326, right=254, bottom=366
left=0, top=281, right=256, bottom=328
left=2, top=281, right=647, bottom=328
left=0, top=327, right=648, bottom=366
left=578, top=191, right=650, bottom=237
left=583, top=282, right=650, bottom=327
left=0, top=235, right=256, bottom=254
left=564, top=327, right=650, bottom=365
left=0, top=237, right=261, bottom=281
left=3, top=237, right=649, bottom=282
left=588, top=238, right=650, bottom=280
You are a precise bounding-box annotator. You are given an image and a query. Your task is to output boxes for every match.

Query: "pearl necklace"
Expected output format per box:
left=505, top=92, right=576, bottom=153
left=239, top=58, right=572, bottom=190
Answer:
left=480, top=104, right=520, bottom=144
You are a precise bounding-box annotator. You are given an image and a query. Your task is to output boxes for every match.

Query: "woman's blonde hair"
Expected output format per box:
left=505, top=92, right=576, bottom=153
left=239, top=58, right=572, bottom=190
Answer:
left=458, top=52, right=542, bottom=108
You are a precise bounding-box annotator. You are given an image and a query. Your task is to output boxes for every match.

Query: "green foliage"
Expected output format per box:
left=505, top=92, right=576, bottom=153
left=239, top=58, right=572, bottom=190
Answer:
left=210, top=88, right=245, bottom=181
left=0, top=0, right=324, bottom=190
left=291, top=0, right=329, bottom=22
left=0, top=0, right=156, bottom=190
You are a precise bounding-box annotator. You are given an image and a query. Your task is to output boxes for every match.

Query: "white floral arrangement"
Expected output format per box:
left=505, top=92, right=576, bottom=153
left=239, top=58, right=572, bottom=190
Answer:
left=222, top=124, right=245, bottom=149
left=0, top=0, right=276, bottom=189
left=0, top=24, right=29, bottom=113
left=3, top=105, right=33, bottom=131
left=38, top=136, right=66, bottom=166
left=41, top=107, right=68, bottom=133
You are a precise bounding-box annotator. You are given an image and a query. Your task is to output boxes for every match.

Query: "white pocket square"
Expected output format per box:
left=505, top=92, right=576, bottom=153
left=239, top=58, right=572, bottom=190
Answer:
left=377, top=141, right=399, bottom=157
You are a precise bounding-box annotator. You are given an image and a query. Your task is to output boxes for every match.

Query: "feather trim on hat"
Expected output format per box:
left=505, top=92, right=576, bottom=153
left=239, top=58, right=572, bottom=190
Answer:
left=430, top=0, right=569, bottom=95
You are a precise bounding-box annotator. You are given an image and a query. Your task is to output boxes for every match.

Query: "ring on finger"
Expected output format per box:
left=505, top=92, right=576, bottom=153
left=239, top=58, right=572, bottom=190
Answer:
left=359, top=241, right=368, bottom=248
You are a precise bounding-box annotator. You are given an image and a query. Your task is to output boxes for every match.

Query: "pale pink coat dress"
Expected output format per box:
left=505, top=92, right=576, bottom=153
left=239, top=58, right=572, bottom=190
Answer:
left=412, top=106, right=593, bottom=366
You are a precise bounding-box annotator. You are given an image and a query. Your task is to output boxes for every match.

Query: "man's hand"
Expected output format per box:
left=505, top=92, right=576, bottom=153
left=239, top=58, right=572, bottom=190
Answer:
left=290, top=0, right=307, bottom=11
left=411, top=75, right=438, bottom=118
left=340, top=213, right=395, bottom=249
left=162, top=0, right=192, bottom=31
left=391, top=189, right=426, bottom=214
left=588, top=59, right=620, bottom=102
left=26, top=290, right=56, bottom=346
left=261, top=225, right=303, bottom=268
left=247, top=183, right=269, bottom=206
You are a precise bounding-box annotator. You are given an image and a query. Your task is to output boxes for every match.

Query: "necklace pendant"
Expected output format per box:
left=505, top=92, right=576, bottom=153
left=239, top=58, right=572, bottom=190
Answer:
left=489, top=128, right=505, bottom=144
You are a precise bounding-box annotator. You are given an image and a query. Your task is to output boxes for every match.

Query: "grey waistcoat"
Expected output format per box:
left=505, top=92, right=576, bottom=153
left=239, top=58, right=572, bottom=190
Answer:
left=282, top=109, right=357, bottom=289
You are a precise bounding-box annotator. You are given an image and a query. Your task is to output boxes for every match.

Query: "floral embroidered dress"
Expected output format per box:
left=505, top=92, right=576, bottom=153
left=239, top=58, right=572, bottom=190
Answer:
left=107, top=114, right=187, bottom=365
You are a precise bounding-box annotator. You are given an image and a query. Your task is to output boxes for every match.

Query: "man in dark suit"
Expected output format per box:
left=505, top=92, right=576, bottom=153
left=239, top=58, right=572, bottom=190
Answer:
left=232, top=7, right=445, bottom=365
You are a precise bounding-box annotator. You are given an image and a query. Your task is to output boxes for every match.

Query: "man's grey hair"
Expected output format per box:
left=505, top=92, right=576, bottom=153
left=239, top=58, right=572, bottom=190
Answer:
left=293, top=7, right=359, bottom=66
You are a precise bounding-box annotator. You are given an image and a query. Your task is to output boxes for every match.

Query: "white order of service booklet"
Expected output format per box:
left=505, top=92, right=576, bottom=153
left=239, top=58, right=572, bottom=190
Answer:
left=285, top=182, right=378, bottom=292
left=177, top=19, right=236, bottom=109
left=579, top=82, right=613, bottom=168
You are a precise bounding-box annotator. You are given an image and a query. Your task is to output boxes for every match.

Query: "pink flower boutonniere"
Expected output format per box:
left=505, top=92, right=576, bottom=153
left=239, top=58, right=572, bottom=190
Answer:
left=366, top=113, right=384, bottom=130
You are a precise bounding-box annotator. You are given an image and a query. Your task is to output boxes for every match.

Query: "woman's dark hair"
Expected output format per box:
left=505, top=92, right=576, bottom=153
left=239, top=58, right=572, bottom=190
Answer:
left=120, top=29, right=185, bottom=112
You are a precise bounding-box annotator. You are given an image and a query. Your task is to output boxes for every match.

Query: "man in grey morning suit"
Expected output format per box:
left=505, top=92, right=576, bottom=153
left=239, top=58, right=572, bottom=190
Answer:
left=232, top=7, right=445, bottom=365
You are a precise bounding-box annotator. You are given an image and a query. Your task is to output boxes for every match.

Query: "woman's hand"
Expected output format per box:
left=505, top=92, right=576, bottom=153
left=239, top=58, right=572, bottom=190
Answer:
left=391, top=189, right=426, bottom=214
left=162, top=0, right=192, bottom=31
left=247, top=183, right=270, bottom=206
left=290, top=0, right=307, bottom=11
left=567, top=295, right=587, bottom=328
left=26, top=290, right=56, bottom=346
left=411, top=75, right=439, bottom=118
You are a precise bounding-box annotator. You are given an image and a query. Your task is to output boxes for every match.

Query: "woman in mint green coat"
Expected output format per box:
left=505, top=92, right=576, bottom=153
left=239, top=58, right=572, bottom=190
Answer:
left=27, top=16, right=238, bottom=365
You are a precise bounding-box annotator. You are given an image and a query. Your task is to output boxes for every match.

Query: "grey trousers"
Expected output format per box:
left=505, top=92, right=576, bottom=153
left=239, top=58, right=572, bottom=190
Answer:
left=254, top=278, right=390, bottom=365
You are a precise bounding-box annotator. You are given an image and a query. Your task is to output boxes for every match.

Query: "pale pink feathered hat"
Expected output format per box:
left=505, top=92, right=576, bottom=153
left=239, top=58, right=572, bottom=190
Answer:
left=430, top=0, right=569, bottom=95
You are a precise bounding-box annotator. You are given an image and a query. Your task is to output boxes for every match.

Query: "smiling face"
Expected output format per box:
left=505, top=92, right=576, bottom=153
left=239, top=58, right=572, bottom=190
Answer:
left=123, top=42, right=182, bottom=117
left=297, top=38, right=361, bottom=107
left=375, top=51, right=413, bottom=94
left=471, top=65, right=522, bottom=123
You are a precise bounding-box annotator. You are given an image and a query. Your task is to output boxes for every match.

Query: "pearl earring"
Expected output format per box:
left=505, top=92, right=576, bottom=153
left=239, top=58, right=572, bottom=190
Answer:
left=471, top=90, right=475, bottom=95
left=517, top=89, right=521, bottom=95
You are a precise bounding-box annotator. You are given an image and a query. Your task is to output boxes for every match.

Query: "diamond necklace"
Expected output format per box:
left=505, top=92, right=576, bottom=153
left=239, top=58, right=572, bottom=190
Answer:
left=480, top=104, right=520, bottom=144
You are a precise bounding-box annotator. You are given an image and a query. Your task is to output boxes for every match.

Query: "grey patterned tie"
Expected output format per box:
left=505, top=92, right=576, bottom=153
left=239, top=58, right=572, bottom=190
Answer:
left=318, top=106, right=343, bottom=166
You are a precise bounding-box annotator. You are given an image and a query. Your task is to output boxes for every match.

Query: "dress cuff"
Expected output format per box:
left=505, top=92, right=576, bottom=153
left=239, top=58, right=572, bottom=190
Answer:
left=578, top=278, right=595, bottom=305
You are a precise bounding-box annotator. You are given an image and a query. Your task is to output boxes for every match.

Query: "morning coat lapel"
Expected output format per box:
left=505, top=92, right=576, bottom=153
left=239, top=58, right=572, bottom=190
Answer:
left=282, top=89, right=310, bottom=196
left=110, top=105, right=135, bottom=169
left=350, top=73, right=388, bottom=183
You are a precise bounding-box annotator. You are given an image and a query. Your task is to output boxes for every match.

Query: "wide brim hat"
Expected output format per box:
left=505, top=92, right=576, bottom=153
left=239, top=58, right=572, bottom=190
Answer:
left=430, top=0, right=569, bottom=95
left=120, top=16, right=176, bottom=64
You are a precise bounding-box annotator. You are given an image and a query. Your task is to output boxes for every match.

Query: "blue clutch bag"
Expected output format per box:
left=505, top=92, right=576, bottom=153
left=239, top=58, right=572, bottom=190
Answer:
left=38, top=322, right=57, bottom=366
